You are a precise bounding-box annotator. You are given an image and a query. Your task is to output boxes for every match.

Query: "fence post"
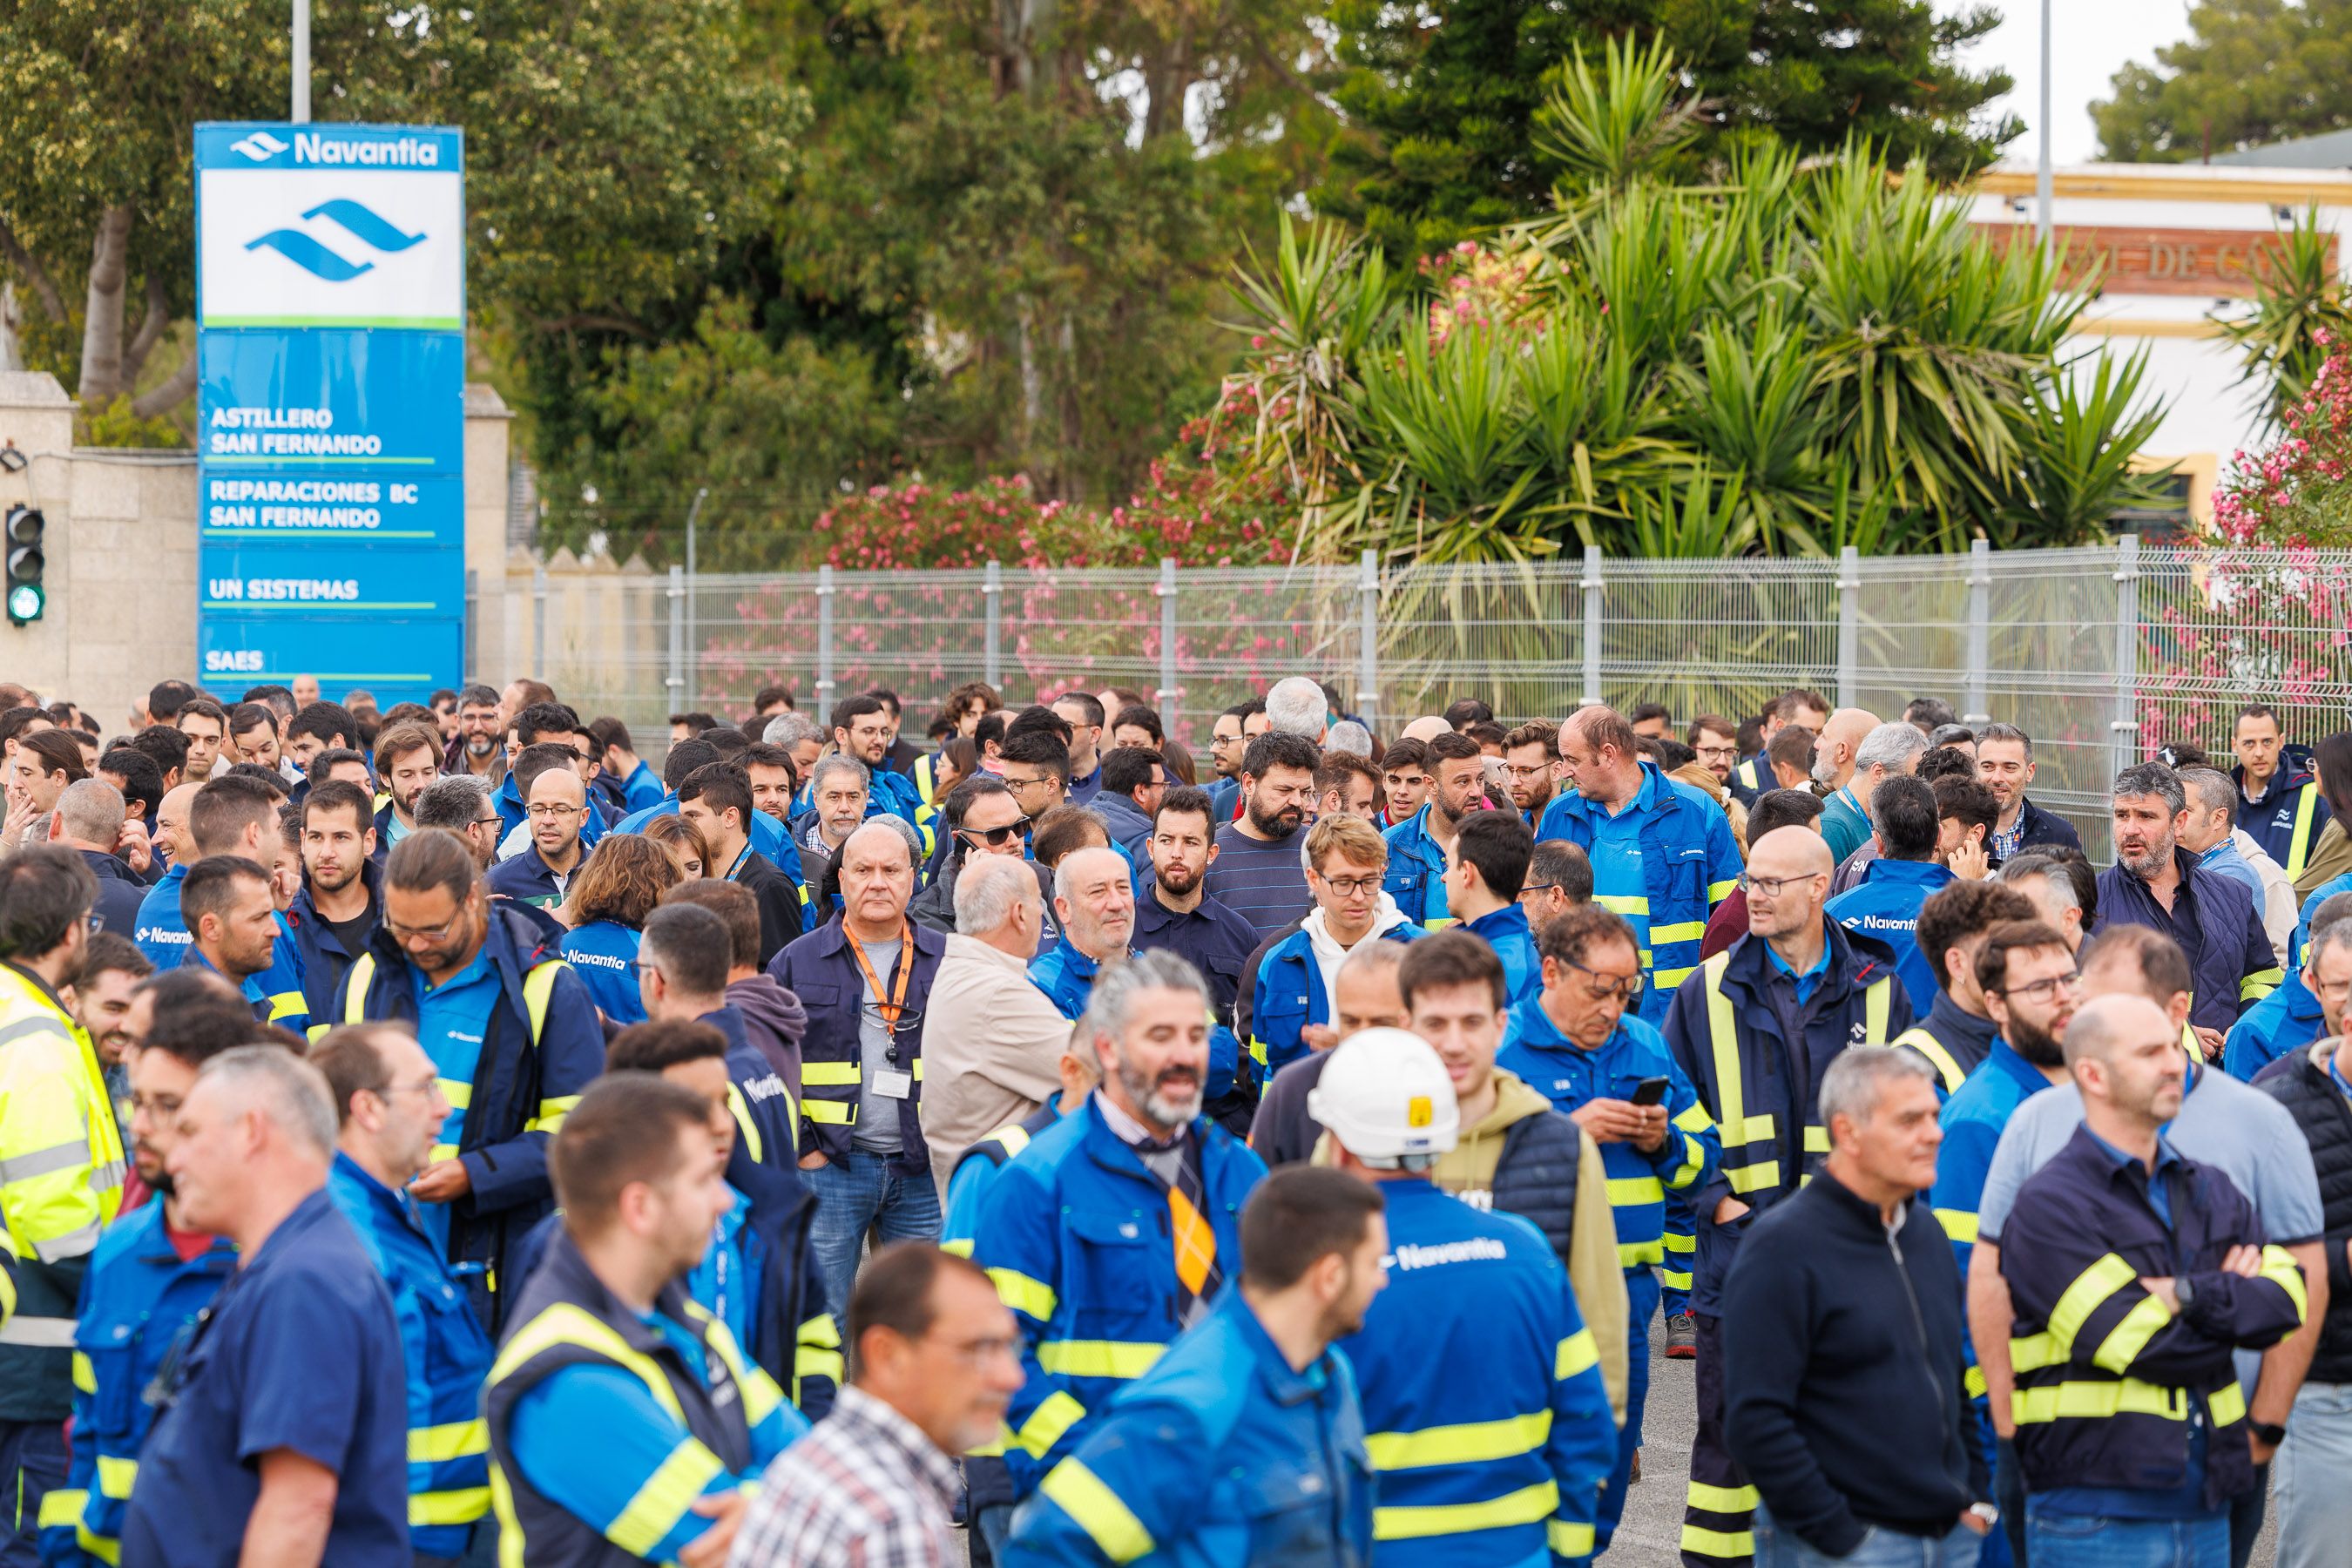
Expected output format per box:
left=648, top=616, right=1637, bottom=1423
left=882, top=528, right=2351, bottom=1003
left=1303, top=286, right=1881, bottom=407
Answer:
left=1836, top=546, right=1860, bottom=709
left=2112, top=534, right=2141, bottom=776
left=814, top=564, right=836, bottom=712
left=983, top=560, right=1003, bottom=687
left=1156, top=558, right=1179, bottom=734
left=1355, top=549, right=1380, bottom=733
left=1963, top=538, right=1991, bottom=727
left=463, top=568, right=478, bottom=679
left=531, top=562, right=547, bottom=679
left=665, top=565, right=685, bottom=707
left=1580, top=545, right=1603, bottom=708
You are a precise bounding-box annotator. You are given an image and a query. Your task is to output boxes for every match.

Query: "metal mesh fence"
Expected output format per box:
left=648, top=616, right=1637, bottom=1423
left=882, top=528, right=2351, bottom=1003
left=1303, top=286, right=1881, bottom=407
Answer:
left=490, top=541, right=2352, bottom=858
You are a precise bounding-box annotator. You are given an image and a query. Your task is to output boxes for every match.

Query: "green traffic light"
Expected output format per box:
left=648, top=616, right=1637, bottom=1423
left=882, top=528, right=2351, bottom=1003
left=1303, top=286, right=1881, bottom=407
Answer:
left=6, top=583, right=42, bottom=623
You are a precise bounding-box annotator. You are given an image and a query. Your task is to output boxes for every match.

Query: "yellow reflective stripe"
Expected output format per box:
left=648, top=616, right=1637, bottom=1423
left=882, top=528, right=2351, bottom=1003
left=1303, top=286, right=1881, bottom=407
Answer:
left=1650, top=921, right=1706, bottom=943
left=991, top=1124, right=1033, bottom=1160
left=1551, top=1519, right=1596, bottom=1557
left=1618, top=1239, right=1666, bottom=1268
left=1039, top=1460, right=1155, bottom=1564
left=71, top=1351, right=94, bottom=1394
left=1660, top=1268, right=1693, bottom=1289
left=409, top=1418, right=488, bottom=1464
left=1555, top=1328, right=1598, bottom=1380
left=1014, top=1390, right=1089, bottom=1458
left=93, top=1456, right=135, bottom=1500
left=2260, top=1244, right=2308, bottom=1321
left=1595, top=894, right=1651, bottom=916
left=2091, top=1294, right=2174, bottom=1375
left=801, top=1061, right=862, bottom=1085
left=490, top=1303, right=686, bottom=1423
left=727, top=1084, right=764, bottom=1167
left=804, top=1100, right=856, bottom=1125
left=2010, top=1332, right=2059, bottom=1373
left=1038, top=1340, right=1166, bottom=1379
left=796, top=1343, right=845, bottom=1387
left=1653, top=964, right=1696, bottom=990
left=1891, top=1028, right=1964, bottom=1091
left=35, top=1488, right=84, bottom=1527
left=605, top=1437, right=725, bottom=1558
left=1706, top=879, right=1738, bottom=905
left=527, top=1094, right=578, bottom=1135
left=1702, top=953, right=1778, bottom=1172
left=1935, top=1208, right=1979, bottom=1243
left=2011, top=1378, right=2191, bottom=1425
left=988, top=1267, right=1059, bottom=1322
left=521, top=959, right=563, bottom=1043
left=2288, top=783, right=2319, bottom=880
left=267, top=990, right=307, bottom=1023
left=1605, top=1175, right=1664, bottom=1206
left=1682, top=1524, right=1758, bottom=1558
left=1863, top=977, right=1891, bottom=1043
left=941, top=1238, right=974, bottom=1258
left=1673, top=1103, right=1712, bottom=1132
left=437, top=1078, right=473, bottom=1111
left=1726, top=1162, right=1780, bottom=1193
left=1374, top=1479, right=1558, bottom=1540
left=2047, top=1253, right=2137, bottom=1358
left=1247, top=1037, right=1269, bottom=1067
left=1965, top=1364, right=1987, bottom=1399
left=2241, top=967, right=2284, bottom=1002
left=1668, top=1132, right=1707, bottom=1190
left=1367, top=1411, right=1551, bottom=1471
left=1802, top=1125, right=1830, bottom=1154
left=1686, top=1480, right=1760, bottom=1512
left=344, top=954, right=376, bottom=1023
left=2209, top=1382, right=2247, bottom=1427
left=411, top=1488, right=491, bottom=1525
left=77, top=1525, right=119, bottom=1566
left=1663, top=1229, right=1695, bottom=1253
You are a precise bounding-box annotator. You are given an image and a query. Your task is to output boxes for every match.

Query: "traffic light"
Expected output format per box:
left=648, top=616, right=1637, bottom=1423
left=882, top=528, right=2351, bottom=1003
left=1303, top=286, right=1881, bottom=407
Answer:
left=4, top=504, right=44, bottom=625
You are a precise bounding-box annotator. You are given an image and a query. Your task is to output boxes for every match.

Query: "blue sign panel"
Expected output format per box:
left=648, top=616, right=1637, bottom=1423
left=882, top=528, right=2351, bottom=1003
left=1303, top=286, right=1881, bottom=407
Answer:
left=195, top=123, right=465, bottom=701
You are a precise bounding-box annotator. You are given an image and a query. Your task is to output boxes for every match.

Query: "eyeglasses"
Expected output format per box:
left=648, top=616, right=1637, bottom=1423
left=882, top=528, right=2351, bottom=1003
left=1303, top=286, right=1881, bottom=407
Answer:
left=1693, top=745, right=1739, bottom=761
left=1558, top=956, right=1645, bottom=1003
left=958, top=817, right=1031, bottom=848
left=84, top=915, right=102, bottom=936
left=471, top=814, right=502, bottom=830
left=1316, top=874, right=1382, bottom=896
left=373, top=1074, right=443, bottom=1101
left=1517, top=882, right=1557, bottom=898
left=1995, top=971, right=2083, bottom=1005
left=526, top=803, right=584, bottom=820
left=929, top=1331, right=1022, bottom=1369
left=864, top=1004, right=925, bottom=1037
left=1737, top=871, right=1828, bottom=898
left=385, top=908, right=470, bottom=943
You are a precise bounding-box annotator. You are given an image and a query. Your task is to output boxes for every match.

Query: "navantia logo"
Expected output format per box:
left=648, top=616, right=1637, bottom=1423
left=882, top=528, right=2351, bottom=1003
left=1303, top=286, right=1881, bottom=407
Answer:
left=245, top=199, right=424, bottom=282
left=230, top=131, right=289, bottom=161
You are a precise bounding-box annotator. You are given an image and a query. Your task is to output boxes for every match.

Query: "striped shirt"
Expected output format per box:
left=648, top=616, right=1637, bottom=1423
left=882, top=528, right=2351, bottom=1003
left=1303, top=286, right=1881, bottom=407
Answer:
left=1202, top=823, right=1314, bottom=940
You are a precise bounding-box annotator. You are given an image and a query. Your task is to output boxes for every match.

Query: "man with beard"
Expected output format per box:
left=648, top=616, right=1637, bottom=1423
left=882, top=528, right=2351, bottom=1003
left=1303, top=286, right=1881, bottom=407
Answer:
left=972, top=952, right=1268, bottom=1509
left=1929, top=918, right=2080, bottom=1562
left=368, top=722, right=441, bottom=857
left=1008, top=1166, right=1382, bottom=1568
left=38, top=990, right=271, bottom=1568
left=179, top=856, right=306, bottom=1035
left=2096, top=760, right=2280, bottom=1060
left=2227, top=894, right=2352, bottom=1080
left=0, top=848, right=129, bottom=1559
left=1503, top=719, right=1560, bottom=823
left=485, top=748, right=590, bottom=912
left=1206, top=731, right=1321, bottom=939
left=832, top=693, right=923, bottom=828
left=443, top=684, right=505, bottom=787
left=286, top=780, right=381, bottom=1028
left=1132, top=787, right=1258, bottom=1069
left=71, top=932, right=151, bottom=1116
left=1386, top=729, right=1489, bottom=933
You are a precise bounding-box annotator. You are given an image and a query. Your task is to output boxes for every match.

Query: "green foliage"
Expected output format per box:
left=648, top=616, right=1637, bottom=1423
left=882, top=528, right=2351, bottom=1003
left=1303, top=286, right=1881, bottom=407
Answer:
left=1316, top=0, right=2017, bottom=258
left=2096, top=0, right=2352, bottom=162
left=1214, top=42, right=2170, bottom=563
left=2213, top=211, right=2352, bottom=432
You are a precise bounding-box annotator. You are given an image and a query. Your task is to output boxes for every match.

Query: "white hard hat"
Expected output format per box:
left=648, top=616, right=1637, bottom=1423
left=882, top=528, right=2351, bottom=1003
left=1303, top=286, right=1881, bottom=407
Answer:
left=1308, top=1028, right=1460, bottom=1166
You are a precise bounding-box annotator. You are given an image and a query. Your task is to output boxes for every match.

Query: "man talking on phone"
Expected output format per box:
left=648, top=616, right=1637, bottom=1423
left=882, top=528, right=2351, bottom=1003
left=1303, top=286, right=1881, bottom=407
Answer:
left=1500, top=904, right=1722, bottom=1558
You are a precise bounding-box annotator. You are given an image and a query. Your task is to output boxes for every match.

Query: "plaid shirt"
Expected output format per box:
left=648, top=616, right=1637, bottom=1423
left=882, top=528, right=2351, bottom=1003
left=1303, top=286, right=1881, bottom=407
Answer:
left=731, top=1386, right=961, bottom=1567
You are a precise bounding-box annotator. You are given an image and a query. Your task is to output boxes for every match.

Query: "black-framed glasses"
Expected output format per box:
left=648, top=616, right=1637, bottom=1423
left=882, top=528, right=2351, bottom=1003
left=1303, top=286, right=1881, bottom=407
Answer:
left=958, top=816, right=1031, bottom=848
left=1316, top=874, right=1382, bottom=896
left=1518, top=882, right=1557, bottom=897
left=1995, top=971, right=2082, bottom=1005
left=1737, top=871, right=1828, bottom=897
left=526, top=803, right=584, bottom=820
left=1558, top=956, right=1645, bottom=1003
left=386, top=908, right=470, bottom=943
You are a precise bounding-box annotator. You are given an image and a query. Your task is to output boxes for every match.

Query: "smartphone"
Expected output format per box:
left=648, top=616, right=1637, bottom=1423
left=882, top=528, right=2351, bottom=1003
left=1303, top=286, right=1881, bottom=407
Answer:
left=1631, top=1076, right=1670, bottom=1107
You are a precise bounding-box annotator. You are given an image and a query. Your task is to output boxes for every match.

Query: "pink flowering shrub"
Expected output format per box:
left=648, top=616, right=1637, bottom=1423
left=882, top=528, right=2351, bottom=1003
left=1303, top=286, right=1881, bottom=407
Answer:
left=1420, top=240, right=1542, bottom=346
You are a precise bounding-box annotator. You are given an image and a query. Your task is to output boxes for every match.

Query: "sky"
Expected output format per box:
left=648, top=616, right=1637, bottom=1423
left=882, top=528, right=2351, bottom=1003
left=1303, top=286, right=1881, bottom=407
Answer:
left=1944, top=0, right=2196, bottom=165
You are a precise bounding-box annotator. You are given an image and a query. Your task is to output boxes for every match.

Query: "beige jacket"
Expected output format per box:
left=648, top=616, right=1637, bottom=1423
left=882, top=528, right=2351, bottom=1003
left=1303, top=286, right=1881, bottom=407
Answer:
left=919, top=933, right=1072, bottom=1199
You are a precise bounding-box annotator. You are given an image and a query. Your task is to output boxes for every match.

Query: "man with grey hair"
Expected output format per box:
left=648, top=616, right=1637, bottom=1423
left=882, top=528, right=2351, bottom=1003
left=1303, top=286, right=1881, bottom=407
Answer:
left=412, top=774, right=502, bottom=870
left=972, top=950, right=1267, bottom=1507
left=1027, top=844, right=1136, bottom=1020
left=123, top=1045, right=410, bottom=1568
left=1723, top=1044, right=1990, bottom=1565
left=798, top=751, right=873, bottom=905
left=2177, top=764, right=2295, bottom=964
left=1818, top=718, right=1929, bottom=866
left=47, top=776, right=146, bottom=933
left=2098, top=759, right=2281, bottom=1049
left=921, top=855, right=1071, bottom=1196
left=1325, top=719, right=1374, bottom=758
left=1997, top=851, right=2089, bottom=953
left=765, top=711, right=826, bottom=777
left=2227, top=895, right=2352, bottom=1081
left=1264, top=675, right=1330, bottom=741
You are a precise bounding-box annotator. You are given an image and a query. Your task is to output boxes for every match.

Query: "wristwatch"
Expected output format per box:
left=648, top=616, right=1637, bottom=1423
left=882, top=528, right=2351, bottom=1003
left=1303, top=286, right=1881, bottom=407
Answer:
left=2249, top=1420, right=2288, bottom=1447
left=2173, top=1275, right=2197, bottom=1314
left=1967, top=1503, right=1999, bottom=1528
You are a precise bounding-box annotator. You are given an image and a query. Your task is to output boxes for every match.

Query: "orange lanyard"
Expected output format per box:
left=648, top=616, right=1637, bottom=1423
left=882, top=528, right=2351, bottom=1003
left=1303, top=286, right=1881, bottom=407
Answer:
left=848, top=923, right=914, bottom=1025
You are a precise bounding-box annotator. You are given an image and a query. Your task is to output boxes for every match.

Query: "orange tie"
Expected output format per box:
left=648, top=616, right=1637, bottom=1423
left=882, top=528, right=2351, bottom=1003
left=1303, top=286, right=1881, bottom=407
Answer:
left=1168, top=1184, right=1217, bottom=1299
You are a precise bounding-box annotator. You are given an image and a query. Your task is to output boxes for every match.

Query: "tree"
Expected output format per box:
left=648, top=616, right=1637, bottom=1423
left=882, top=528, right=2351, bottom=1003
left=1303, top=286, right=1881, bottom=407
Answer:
left=1316, top=0, right=2016, bottom=258
left=2096, top=0, right=2352, bottom=162
left=0, top=0, right=794, bottom=439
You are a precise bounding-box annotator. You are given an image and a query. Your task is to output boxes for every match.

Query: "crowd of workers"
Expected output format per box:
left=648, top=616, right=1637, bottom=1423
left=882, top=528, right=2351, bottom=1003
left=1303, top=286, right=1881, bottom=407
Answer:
left=0, top=667, right=2343, bottom=1568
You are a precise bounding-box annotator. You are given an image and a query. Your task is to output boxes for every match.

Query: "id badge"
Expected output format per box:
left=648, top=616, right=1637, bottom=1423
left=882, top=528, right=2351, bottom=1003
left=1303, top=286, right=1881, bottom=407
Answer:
left=872, top=1068, right=915, bottom=1100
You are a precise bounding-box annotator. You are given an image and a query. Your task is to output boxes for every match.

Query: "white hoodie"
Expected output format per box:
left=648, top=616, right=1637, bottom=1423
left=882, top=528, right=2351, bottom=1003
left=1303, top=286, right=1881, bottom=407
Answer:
left=1301, top=889, right=1409, bottom=1008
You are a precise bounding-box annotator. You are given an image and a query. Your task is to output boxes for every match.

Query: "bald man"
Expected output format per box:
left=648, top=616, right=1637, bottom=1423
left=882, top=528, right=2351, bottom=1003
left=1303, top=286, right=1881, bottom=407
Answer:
left=1399, top=715, right=1451, bottom=744
left=1662, top=823, right=1911, bottom=1568
left=1818, top=718, right=1930, bottom=866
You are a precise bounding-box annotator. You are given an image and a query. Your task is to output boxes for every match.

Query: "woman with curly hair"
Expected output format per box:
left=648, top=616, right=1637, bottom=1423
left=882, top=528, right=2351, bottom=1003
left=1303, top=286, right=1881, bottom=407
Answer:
left=557, top=833, right=684, bottom=1024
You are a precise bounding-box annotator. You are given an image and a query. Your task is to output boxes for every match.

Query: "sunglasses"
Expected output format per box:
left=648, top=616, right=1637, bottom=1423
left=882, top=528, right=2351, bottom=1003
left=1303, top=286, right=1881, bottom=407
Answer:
left=958, top=817, right=1031, bottom=848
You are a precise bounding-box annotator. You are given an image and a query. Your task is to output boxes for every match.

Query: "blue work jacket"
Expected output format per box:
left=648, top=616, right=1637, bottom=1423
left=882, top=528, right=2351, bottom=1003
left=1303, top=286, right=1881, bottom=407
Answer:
left=2223, top=972, right=2328, bottom=1083
left=556, top=918, right=643, bottom=1025
left=2092, top=848, right=2281, bottom=1033
left=1824, top=856, right=1956, bottom=1017
left=1008, top=1288, right=1373, bottom=1568
left=1381, top=805, right=1456, bottom=931
left=135, top=864, right=310, bottom=1031
left=767, top=915, right=948, bottom=1174
left=972, top=1094, right=1267, bottom=1497
left=2235, top=762, right=2330, bottom=882
left=1462, top=902, right=1542, bottom=1007
left=1241, top=916, right=1422, bottom=1091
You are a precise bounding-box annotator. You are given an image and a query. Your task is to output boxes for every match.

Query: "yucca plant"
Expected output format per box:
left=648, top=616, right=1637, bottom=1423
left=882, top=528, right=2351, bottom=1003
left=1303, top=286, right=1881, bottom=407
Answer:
left=2215, top=211, right=2352, bottom=434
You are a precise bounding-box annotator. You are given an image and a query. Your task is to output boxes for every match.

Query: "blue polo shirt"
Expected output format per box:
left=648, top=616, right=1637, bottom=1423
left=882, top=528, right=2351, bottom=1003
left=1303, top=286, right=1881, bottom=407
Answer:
left=684, top=1186, right=760, bottom=1355
left=118, top=1186, right=410, bottom=1568
left=1764, top=938, right=1832, bottom=1005
left=412, top=948, right=503, bottom=1254
left=1462, top=902, right=1541, bottom=1005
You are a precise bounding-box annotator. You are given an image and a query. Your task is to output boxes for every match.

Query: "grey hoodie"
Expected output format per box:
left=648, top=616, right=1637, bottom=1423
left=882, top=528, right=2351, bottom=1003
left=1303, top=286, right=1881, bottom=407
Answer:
left=726, top=974, right=808, bottom=1088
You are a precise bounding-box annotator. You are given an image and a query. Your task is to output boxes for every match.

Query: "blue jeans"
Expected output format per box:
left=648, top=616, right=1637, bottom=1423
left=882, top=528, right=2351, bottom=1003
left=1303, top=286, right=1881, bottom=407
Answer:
left=806, top=1146, right=943, bottom=1314
left=0, top=1420, right=65, bottom=1568
left=2274, top=1381, right=2352, bottom=1568
left=1597, top=1270, right=1660, bottom=1551
left=2023, top=1503, right=2227, bottom=1568
left=1754, top=1502, right=1979, bottom=1567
